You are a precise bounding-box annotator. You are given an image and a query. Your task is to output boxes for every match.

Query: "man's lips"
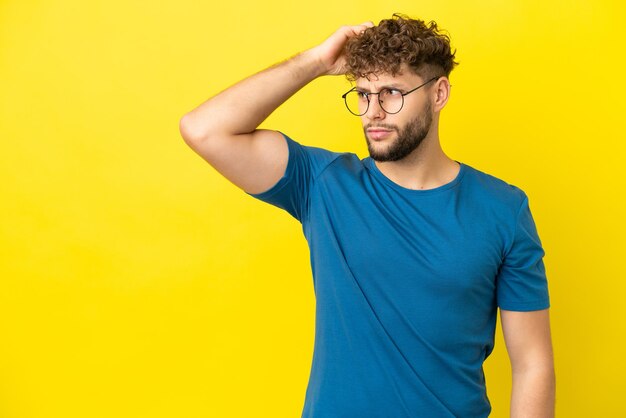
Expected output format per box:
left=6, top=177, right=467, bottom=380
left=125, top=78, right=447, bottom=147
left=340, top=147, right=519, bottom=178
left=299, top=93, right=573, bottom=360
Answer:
left=367, top=128, right=394, bottom=140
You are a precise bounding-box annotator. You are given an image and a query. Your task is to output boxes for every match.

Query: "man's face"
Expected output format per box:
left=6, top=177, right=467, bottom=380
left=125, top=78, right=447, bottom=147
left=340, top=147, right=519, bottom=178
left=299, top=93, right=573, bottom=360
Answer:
left=356, top=68, right=435, bottom=162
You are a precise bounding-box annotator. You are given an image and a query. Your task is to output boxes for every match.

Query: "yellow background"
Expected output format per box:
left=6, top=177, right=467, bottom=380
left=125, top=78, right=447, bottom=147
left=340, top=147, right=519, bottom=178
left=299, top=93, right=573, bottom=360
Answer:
left=1, top=0, right=625, bottom=417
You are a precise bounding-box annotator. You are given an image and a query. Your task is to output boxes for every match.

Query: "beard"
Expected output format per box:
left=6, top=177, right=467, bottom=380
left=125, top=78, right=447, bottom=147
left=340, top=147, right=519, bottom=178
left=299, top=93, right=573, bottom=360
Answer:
left=364, top=100, right=433, bottom=162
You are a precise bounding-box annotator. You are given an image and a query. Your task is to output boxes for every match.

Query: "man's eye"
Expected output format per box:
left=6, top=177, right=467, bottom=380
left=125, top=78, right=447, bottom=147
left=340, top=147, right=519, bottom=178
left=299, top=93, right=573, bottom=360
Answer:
left=386, top=89, right=402, bottom=96
left=356, top=91, right=369, bottom=99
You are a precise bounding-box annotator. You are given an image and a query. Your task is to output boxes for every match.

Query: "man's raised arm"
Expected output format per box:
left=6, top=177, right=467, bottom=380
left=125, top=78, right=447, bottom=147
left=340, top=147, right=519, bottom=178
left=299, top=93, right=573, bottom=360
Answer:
left=179, top=23, right=373, bottom=195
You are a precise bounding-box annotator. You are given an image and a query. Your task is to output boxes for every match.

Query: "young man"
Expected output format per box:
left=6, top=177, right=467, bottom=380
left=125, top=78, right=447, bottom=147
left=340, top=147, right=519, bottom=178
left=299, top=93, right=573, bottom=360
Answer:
left=180, top=14, right=555, bottom=418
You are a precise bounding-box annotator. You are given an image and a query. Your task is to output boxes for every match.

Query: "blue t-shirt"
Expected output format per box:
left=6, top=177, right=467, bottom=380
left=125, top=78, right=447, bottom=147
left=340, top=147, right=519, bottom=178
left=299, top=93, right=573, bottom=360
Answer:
left=246, top=132, right=550, bottom=418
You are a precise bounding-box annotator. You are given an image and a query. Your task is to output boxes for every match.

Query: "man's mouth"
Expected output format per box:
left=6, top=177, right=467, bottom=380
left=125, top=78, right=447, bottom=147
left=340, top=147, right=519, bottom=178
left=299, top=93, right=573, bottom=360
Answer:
left=367, top=128, right=394, bottom=141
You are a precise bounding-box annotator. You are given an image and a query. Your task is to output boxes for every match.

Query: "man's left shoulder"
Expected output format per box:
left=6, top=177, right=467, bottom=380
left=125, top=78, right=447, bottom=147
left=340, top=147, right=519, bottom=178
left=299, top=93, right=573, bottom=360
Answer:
left=463, top=163, right=528, bottom=209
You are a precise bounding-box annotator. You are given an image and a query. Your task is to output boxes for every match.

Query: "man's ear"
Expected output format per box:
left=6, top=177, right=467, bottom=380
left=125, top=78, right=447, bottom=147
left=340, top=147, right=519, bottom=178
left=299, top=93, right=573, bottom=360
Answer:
left=432, top=77, right=451, bottom=112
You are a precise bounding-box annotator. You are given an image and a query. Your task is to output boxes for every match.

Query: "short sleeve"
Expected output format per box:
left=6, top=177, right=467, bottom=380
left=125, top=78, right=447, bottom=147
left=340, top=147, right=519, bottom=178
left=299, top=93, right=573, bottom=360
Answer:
left=245, top=132, right=342, bottom=223
left=496, top=194, right=551, bottom=311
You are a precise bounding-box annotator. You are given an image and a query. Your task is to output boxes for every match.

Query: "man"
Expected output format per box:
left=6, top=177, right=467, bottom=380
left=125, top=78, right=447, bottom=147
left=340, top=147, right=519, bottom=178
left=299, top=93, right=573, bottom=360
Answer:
left=180, top=14, right=555, bottom=418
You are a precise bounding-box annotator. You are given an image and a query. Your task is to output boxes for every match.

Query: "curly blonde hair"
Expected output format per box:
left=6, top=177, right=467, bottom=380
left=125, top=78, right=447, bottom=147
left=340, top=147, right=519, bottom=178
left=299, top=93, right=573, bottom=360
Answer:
left=344, top=13, right=459, bottom=82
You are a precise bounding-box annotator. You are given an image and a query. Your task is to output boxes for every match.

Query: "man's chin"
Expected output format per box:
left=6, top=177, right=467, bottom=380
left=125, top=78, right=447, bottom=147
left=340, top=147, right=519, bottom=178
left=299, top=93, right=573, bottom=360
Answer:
left=367, top=143, right=394, bottom=162
left=369, top=153, right=398, bottom=162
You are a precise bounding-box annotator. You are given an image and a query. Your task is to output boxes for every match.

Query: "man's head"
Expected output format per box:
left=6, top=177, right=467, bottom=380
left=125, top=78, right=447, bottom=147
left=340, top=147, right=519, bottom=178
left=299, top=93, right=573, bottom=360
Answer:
left=342, top=14, right=459, bottom=162
left=344, top=14, right=458, bottom=86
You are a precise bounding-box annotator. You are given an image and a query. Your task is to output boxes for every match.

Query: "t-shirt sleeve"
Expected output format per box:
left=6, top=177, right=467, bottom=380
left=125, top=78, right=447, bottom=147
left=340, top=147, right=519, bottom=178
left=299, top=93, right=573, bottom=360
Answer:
left=245, top=131, right=341, bottom=223
left=496, top=193, right=551, bottom=311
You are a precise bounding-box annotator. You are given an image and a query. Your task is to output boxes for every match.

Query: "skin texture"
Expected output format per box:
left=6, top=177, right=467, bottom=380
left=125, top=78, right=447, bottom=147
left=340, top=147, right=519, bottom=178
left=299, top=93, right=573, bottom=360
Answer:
left=354, top=66, right=458, bottom=191
left=362, top=94, right=433, bottom=162
left=502, top=308, right=556, bottom=418
left=178, top=23, right=374, bottom=195
left=180, top=21, right=555, bottom=417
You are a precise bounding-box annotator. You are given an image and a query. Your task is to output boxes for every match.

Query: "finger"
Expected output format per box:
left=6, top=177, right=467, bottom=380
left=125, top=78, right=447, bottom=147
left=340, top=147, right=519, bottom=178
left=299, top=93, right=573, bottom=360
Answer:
left=348, top=23, right=373, bottom=36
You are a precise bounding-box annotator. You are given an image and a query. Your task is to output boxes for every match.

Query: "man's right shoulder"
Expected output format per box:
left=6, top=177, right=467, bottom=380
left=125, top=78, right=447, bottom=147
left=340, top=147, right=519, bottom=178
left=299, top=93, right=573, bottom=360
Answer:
left=280, top=132, right=355, bottom=179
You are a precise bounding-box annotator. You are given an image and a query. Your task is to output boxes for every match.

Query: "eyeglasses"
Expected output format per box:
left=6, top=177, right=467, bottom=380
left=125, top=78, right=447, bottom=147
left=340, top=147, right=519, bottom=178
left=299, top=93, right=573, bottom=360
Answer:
left=341, top=76, right=440, bottom=116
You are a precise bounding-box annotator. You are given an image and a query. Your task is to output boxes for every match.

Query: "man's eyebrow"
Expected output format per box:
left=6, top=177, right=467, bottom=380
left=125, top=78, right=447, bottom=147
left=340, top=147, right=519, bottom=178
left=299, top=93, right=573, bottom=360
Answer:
left=355, top=83, right=407, bottom=92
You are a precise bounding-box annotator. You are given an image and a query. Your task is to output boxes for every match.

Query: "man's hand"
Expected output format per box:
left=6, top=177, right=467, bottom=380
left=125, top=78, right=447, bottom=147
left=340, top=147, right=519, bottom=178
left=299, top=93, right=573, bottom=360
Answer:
left=309, top=22, right=374, bottom=76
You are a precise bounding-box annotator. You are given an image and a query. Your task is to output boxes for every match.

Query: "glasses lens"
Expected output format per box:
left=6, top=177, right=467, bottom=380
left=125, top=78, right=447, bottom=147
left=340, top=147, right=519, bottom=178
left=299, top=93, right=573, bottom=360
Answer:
left=344, top=90, right=368, bottom=116
left=379, top=89, right=403, bottom=114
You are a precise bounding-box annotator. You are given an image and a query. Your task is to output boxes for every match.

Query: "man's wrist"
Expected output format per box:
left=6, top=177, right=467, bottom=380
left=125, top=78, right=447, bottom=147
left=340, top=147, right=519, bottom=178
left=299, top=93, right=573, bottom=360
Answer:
left=290, top=47, right=330, bottom=80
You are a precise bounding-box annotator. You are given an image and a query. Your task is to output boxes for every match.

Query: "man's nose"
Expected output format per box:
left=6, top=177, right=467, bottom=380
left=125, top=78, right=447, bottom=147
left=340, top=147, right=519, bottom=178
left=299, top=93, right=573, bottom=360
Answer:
left=366, top=96, right=386, bottom=120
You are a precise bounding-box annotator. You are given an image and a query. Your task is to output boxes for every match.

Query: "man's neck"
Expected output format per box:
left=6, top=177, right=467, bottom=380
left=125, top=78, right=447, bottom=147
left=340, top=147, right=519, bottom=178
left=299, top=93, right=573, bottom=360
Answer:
left=373, top=135, right=459, bottom=191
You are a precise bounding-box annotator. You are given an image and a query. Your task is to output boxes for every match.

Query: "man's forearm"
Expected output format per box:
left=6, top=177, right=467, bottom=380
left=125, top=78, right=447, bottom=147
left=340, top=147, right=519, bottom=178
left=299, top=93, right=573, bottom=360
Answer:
left=180, top=49, right=326, bottom=141
left=510, top=367, right=556, bottom=418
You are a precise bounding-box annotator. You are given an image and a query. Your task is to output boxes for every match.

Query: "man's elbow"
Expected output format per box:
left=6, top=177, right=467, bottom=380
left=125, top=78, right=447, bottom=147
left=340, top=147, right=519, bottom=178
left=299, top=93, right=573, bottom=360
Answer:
left=512, top=362, right=556, bottom=396
left=179, top=113, right=208, bottom=145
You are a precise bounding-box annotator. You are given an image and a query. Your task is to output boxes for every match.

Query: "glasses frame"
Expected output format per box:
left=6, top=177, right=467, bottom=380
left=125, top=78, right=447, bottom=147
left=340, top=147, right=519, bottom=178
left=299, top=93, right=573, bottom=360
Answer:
left=341, top=76, right=441, bottom=116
